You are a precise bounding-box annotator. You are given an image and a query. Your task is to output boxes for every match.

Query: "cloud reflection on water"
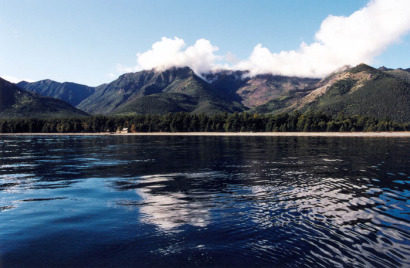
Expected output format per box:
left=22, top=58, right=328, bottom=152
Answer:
left=114, top=173, right=214, bottom=230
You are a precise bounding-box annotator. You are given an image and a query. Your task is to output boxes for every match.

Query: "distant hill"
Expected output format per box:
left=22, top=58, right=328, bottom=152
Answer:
left=0, top=77, right=88, bottom=119
left=18, top=79, right=95, bottom=106
left=77, top=67, right=245, bottom=115
left=262, top=64, right=410, bottom=122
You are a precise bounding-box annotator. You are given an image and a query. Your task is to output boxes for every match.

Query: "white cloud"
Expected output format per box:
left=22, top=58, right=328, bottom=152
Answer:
left=125, top=0, right=410, bottom=78
left=1, top=75, right=34, bottom=83
left=135, top=37, right=221, bottom=75
left=236, top=0, right=410, bottom=77
left=107, top=73, right=117, bottom=79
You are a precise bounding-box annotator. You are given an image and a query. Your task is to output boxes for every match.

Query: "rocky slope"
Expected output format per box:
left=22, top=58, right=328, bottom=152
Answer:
left=204, top=71, right=320, bottom=108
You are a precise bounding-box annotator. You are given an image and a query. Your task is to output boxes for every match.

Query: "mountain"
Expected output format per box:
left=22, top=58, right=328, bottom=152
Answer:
left=204, top=71, right=320, bottom=108
left=10, top=64, right=409, bottom=122
left=0, top=77, right=88, bottom=119
left=260, top=64, right=410, bottom=122
left=77, top=67, right=245, bottom=115
left=19, top=67, right=319, bottom=116
left=17, top=80, right=95, bottom=106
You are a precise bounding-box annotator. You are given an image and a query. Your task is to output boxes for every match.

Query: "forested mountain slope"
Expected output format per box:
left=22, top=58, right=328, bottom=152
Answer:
left=77, top=67, right=244, bottom=115
left=283, top=64, right=410, bottom=122
left=18, top=80, right=95, bottom=106
left=0, top=77, right=88, bottom=119
left=10, top=64, right=410, bottom=123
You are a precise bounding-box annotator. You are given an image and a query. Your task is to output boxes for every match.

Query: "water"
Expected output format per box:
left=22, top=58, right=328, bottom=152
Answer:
left=0, top=135, right=409, bottom=267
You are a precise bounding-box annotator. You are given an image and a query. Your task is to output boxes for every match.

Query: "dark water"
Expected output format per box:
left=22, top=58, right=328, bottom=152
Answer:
left=0, top=135, right=409, bottom=267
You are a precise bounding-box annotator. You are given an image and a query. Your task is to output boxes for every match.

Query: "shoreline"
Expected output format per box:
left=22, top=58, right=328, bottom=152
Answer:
left=1, top=132, right=410, bottom=137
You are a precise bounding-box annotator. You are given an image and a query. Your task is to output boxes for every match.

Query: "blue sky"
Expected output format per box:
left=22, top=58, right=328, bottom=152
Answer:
left=0, top=0, right=409, bottom=86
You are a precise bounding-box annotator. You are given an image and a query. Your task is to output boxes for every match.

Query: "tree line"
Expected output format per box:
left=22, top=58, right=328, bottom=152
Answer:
left=0, top=111, right=409, bottom=133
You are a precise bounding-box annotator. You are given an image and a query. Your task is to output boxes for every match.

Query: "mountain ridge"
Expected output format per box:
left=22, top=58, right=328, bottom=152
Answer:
left=18, top=79, right=95, bottom=106
left=6, top=63, right=410, bottom=122
left=77, top=67, right=245, bottom=115
left=0, top=77, right=88, bottom=119
left=281, top=64, right=410, bottom=122
left=204, top=70, right=320, bottom=108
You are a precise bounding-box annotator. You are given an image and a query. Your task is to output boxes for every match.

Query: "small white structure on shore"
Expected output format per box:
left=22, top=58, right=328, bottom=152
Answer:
left=116, top=127, right=130, bottom=134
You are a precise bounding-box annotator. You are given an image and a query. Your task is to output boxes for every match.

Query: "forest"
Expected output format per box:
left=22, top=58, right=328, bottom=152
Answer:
left=0, top=111, right=408, bottom=133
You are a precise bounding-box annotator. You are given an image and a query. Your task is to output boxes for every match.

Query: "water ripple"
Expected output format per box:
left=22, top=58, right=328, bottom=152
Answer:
left=0, top=135, right=409, bottom=267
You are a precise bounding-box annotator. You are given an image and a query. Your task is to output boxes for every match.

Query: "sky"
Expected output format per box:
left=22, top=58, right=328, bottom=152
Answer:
left=0, top=0, right=409, bottom=86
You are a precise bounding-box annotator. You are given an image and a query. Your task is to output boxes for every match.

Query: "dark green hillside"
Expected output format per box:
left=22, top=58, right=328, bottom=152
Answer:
left=203, top=70, right=249, bottom=102
left=18, top=80, right=95, bottom=106
left=384, top=68, right=410, bottom=83
left=0, top=78, right=17, bottom=111
left=299, top=64, right=410, bottom=122
left=0, top=77, right=88, bottom=119
left=115, top=93, right=197, bottom=114
left=115, top=93, right=243, bottom=115
left=78, top=67, right=245, bottom=115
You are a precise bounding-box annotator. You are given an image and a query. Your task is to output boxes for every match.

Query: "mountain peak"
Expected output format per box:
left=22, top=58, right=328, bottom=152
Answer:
left=348, top=63, right=377, bottom=74
left=378, top=66, right=393, bottom=71
left=282, top=63, right=410, bottom=123
left=76, top=65, right=244, bottom=115
left=154, top=66, right=196, bottom=78
left=118, top=66, right=196, bottom=81
left=17, top=79, right=95, bottom=107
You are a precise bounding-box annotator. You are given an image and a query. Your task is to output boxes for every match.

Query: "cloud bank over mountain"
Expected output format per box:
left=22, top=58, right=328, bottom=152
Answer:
left=126, top=0, right=410, bottom=78
left=136, top=37, right=221, bottom=75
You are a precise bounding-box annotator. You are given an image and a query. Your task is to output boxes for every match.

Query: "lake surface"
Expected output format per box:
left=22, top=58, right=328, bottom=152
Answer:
left=0, top=135, right=409, bottom=267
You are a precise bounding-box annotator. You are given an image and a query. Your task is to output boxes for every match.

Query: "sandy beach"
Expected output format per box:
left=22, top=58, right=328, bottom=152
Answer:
left=1, top=132, right=410, bottom=137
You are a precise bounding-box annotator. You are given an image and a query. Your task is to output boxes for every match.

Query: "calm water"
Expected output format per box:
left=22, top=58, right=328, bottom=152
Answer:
left=0, top=135, right=409, bottom=267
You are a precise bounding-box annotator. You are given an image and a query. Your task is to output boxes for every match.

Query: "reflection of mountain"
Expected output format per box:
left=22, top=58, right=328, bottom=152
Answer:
left=114, top=173, right=213, bottom=230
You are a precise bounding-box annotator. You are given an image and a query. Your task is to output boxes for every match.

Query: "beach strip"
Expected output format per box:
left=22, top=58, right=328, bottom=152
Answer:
left=1, top=132, right=410, bottom=137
